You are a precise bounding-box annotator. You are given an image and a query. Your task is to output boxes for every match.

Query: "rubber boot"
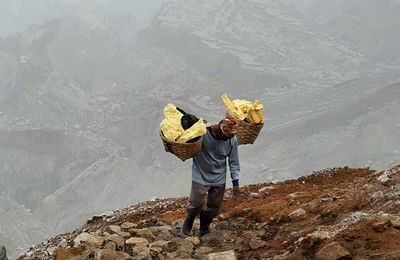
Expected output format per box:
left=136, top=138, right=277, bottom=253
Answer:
left=199, top=211, right=213, bottom=237
left=182, top=214, right=196, bottom=235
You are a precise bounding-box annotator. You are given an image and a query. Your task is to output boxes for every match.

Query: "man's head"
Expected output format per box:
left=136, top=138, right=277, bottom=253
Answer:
left=219, top=116, right=238, bottom=138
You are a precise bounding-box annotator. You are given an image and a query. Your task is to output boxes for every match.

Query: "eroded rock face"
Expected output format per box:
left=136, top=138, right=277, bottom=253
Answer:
left=18, top=166, right=400, bottom=260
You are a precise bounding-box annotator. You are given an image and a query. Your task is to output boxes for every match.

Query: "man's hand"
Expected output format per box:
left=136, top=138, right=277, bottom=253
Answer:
left=232, top=186, right=240, bottom=203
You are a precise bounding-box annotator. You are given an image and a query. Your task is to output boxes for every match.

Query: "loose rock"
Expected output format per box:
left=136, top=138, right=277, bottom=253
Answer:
left=131, top=245, right=150, bottom=259
left=249, top=239, right=267, bottom=249
left=207, top=250, right=236, bottom=260
left=372, top=220, right=392, bottom=232
left=121, top=222, right=137, bottom=229
left=185, top=236, right=201, bottom=245
left=108, top=225, right=122, bottom=234
left=371, top=191, right=384, bottom=201
left=315, top=241, right=351, bottom=260
left=195, top=246, right=213, bottom=255
left=73, top=232, right=90, bottom=247
left=125, top=237, right=149, bottom=247
left=250, top=192, right=261, bottom=198
left=106, top=234, right=125, bottom=248
left=117, top=231, right=131, bottom=238
left=289, top=208, right=306, bottom=220
left=95, top=249, right=130, bottom=260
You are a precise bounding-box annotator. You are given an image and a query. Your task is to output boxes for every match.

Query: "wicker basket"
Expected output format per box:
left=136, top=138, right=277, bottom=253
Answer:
left=236, top=120, right=264, bottom=145
left=160, top=131, right=203, bottom=161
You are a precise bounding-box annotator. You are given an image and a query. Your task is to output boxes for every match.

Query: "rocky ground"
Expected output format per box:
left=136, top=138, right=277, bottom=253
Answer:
left=17, top=164, right=400, bottom=260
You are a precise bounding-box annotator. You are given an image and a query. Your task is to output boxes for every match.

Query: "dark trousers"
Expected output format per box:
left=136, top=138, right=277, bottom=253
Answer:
left=187, top=181, right=226, bottom=219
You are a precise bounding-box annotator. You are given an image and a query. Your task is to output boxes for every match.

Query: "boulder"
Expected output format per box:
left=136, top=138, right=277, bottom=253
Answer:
left=117, top=231, right=131, bottom=239
left=150, top=240, right=168, bottom=248
left=262, top=225, right=279, bottom=241
left=149, top=225, right=172, bottom=234
left=162, top=237, right=182, bottom=252
left=131, top=245, right=150, bottom=259
left=108, top=225, right=122, bottom=234
left=371, top=191, right=384, bottom=201
left=58, top=239, right=68, bottom=248
left=315, top=242, right=351, bottom=260
left=73, top=232, right=103, bottom=247
left=249, top=239, right=267, bottom=249
left=106, top=234, right=125, bottom=248
left=176, top=239, right=194, bottom=255
left=200, top=231, right=226, bottom=246
left=88, top=236, right=105, bottom=247
left=185, top=236, right=201, bottom=246
left=95, top=249, right=130, bottom=260
left=390, top=217, right=400, bottom=229
left=234, top=237, right=246, bottom=252
left=258, top=187, right=270, bottom=193
left=250, top=192, right=261, bottom=198
left=372, top=220, right=392, bottom=232
left=156, top=230, right=173, bottom=241
left=149, top=246, right=163, bottom=254
left=55, top=246, right=86, bottom=260
left=207, top=250, right=236, bottom=260
left=194, top=246, right=214, bottom=258
left=289, top=208, right=306, bottom=220
left=215, top=220, right=230, bottom=230
left=130, top=228, right=156, bottom=241
left=121, top=222, right=137, bottom=229
left=125, top=237, right=149, bottom=247
left=46, top=246, right=57, bottom=256
left=103, top=241, right=117, bottom=251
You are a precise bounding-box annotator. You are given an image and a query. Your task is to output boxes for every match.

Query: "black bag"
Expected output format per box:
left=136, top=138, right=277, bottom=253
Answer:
left=176, top=107, right=206, bottom=130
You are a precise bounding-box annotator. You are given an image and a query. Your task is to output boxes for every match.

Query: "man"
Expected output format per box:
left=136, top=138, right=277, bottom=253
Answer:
left=182, top=116, right=240, bottom=236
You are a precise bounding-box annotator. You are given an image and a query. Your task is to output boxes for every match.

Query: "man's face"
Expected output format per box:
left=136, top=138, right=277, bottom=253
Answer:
left=220, top=118, right=238, bottom=138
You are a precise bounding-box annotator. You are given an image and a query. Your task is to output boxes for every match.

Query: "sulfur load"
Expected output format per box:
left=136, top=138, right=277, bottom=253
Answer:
left=159, top=103, right=206, bottom=143
left=221, top=94, right=264, bottom=124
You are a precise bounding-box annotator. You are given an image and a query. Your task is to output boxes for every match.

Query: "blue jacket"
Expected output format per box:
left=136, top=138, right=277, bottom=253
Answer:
left=192, top=128, right=240, bottom=186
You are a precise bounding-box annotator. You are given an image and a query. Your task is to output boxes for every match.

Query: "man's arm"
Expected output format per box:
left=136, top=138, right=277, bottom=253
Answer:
left=228, top=138, right=240, bottom=187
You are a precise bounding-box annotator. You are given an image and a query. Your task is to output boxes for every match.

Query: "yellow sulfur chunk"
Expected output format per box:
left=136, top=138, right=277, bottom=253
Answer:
left=232, top=99, right=253, bottom=114
left=159, top=104, right=184, bottom=141
left=221, top=94, right=246, bottom=120
left=176, top=118, right=207, bottom=143
left=159, top=103, right=207, bottom=143
left=221, top=94, right=265, bottom=124
left=247, top=100, right=264, bottom=124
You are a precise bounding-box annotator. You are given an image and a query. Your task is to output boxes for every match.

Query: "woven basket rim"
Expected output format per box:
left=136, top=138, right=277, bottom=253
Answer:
left=238, top=120, right=264, bottom=127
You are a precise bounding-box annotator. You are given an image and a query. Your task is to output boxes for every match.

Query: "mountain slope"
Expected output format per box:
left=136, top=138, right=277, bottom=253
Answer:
left=246, top=81, right=400, bottom=182
left=18, top=165, right=400, bottom=259
left=0, top=196, right=54, bottom=260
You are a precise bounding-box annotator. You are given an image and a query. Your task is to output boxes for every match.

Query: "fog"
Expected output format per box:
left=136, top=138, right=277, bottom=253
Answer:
left=0, top=0, right=399, bottom=258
